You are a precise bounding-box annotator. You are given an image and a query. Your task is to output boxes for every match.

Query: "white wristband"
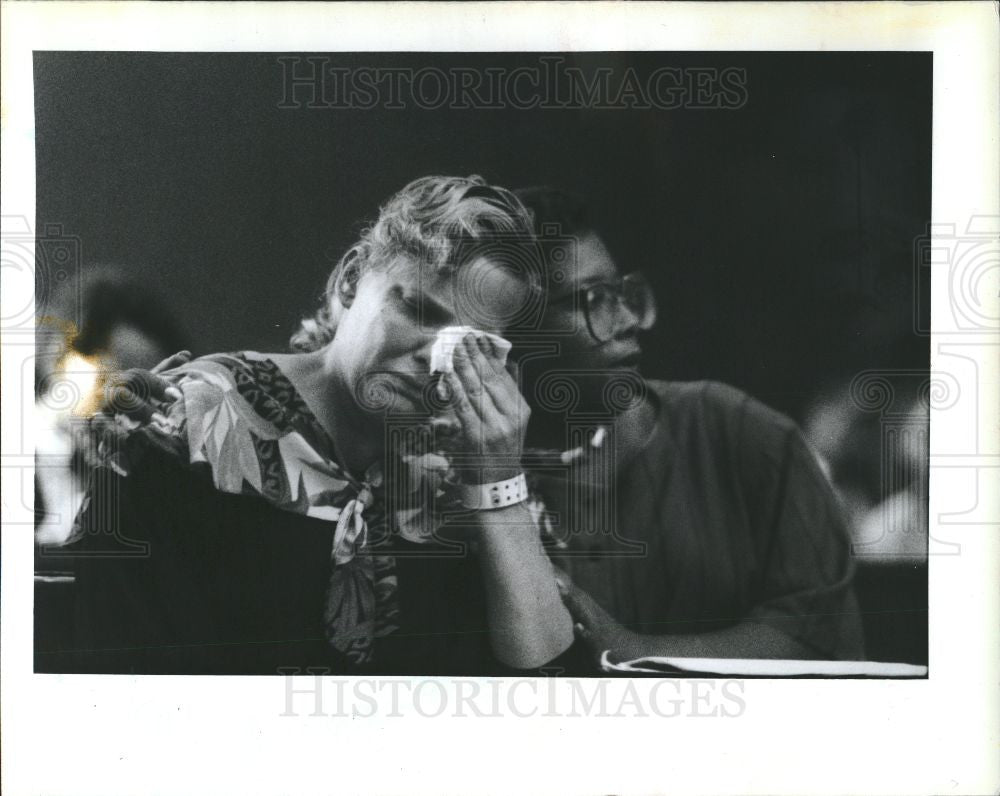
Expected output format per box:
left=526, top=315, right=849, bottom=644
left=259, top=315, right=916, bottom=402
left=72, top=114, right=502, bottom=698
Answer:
left=460, top=473, right=529, bottom=510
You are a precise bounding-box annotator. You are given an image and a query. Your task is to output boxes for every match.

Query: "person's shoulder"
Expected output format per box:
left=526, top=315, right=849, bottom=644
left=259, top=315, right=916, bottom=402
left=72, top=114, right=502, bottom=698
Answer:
left=649, top=379, right=798, bottom=459
left=171, top=350, right=262, bottom=381
left=651, top=379, right=794, bottom=427
left=167, top=350, right=292, bottom=402
left=170, top=350, right=295, bottom=413
left=648, top=378, right=748, bottom=407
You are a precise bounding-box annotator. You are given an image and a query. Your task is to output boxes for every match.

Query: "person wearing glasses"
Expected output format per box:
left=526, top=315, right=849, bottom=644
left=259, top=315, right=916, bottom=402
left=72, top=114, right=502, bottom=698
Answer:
left=513, top=186, right=864, bottom=669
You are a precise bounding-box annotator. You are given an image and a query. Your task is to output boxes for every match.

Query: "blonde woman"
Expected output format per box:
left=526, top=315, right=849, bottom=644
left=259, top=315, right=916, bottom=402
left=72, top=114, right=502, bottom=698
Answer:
left=69, top=176, right=573, bottom=674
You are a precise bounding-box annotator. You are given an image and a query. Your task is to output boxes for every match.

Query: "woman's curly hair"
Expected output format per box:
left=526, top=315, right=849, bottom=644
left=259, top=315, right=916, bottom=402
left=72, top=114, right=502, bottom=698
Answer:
left=291, top=175, right=538, bottom=352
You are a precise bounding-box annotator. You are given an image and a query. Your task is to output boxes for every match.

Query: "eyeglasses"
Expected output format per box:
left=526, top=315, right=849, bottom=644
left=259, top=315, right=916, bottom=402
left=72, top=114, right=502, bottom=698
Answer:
left=551, top=272, right=658, bottom=343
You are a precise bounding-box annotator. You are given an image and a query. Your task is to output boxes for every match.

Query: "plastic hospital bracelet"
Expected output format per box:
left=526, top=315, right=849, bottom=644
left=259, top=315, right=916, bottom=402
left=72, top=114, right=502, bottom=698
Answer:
left=459, top=473, right=529, bottom=510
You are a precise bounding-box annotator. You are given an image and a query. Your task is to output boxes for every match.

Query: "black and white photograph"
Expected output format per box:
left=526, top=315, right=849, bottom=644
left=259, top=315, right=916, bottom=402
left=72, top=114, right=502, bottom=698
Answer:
left=3, top=3, right=997, bottom=795
left=30, top=48, right=933, bottom=677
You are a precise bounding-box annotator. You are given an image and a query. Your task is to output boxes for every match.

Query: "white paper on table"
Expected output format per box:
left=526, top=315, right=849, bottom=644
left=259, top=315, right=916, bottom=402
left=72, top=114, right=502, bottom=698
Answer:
left=600, top=651, right=927, bottom=678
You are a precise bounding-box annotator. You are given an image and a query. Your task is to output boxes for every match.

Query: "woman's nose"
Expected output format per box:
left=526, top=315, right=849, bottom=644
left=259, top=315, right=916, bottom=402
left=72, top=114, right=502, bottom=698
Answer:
left=612, top=299, right=643, bottom=338
left=412, top=329, right=438, bottom=371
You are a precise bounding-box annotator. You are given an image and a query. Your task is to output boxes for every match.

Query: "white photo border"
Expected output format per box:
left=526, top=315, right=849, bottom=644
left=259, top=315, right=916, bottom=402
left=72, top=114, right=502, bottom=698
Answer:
left=2, top=3, right=997, bottom=795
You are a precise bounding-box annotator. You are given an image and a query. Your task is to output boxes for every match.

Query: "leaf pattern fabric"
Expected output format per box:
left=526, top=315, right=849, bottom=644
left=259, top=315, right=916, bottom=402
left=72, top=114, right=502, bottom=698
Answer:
left=148, top=351, right=399, bottom=664
left=86, top=350, right=561, bottom=668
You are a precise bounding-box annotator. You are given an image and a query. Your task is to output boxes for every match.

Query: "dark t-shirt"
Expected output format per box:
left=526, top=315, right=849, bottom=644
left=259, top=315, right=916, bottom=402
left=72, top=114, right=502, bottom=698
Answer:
left=541, top=380, right=865, bottom=661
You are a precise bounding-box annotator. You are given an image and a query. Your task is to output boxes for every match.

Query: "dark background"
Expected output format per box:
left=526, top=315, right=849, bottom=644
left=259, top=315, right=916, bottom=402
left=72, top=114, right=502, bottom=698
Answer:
left=34, top=51, right=931, bottom=421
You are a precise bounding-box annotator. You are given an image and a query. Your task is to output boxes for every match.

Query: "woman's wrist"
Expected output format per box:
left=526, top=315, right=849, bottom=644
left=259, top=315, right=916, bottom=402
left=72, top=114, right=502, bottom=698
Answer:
left=479, top=465, right=522, bottom=483
left=459, top=472, right=528, bottom=510
left=454, top=462, right=522, bottom=485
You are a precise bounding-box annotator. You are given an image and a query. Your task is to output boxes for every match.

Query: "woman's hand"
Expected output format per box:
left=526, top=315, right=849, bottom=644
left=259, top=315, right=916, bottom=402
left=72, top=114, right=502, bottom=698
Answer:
left=434, top=334, right=575, bottom=667
left=553, top=567, right=645, bottom=665
left=441, top=332, right=529, bottom=484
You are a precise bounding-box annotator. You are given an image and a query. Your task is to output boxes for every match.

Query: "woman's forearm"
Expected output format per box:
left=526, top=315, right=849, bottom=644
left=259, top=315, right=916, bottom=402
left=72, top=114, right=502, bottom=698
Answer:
left=609, top=622, right=821, bottom=662
left=556, top=568, right=830, bottom=667
left=474, top=503, right=574, bottom=669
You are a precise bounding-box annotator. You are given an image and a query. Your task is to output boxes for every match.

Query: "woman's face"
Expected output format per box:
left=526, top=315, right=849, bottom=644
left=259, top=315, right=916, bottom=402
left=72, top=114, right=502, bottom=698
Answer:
left=540, top=232, right=645, bottom=373
left=330, top=256, right=532, bottom=414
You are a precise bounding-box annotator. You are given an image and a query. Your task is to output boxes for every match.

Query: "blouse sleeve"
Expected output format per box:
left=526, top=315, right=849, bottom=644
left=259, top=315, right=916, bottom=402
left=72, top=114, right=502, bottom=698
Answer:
left=735, top=390, right=866, bottom=660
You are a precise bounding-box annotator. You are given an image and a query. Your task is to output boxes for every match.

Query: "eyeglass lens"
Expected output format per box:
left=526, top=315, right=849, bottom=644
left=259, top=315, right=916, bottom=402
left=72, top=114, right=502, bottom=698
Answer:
left=586, top=274, right=657, bottom=342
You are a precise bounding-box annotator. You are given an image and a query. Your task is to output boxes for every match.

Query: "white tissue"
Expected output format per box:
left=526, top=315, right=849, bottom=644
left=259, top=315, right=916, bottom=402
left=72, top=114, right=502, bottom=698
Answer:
left=429, top=326, right=512, bottom=374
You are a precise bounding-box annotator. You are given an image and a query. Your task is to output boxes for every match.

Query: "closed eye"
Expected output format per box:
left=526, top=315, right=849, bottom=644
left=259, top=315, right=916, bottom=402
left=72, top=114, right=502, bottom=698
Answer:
left=419, top=303, right=452, bottom=326
left=393, top=286, right=452, bottom=326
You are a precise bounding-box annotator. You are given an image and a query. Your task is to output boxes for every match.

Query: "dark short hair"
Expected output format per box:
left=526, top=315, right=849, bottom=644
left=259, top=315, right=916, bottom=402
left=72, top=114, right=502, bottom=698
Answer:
left=514, top=186, right=594, bottom=239
left=36, top=266, right=190, bottom=392
left=69, top=270, right=189, bottom=357
left=515, top=186, right=598, bottom=293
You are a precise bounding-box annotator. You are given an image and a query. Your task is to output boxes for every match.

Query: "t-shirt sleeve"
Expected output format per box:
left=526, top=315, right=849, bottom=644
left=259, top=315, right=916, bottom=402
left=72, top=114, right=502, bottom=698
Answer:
left=733, top=389, right=866, bottom=660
